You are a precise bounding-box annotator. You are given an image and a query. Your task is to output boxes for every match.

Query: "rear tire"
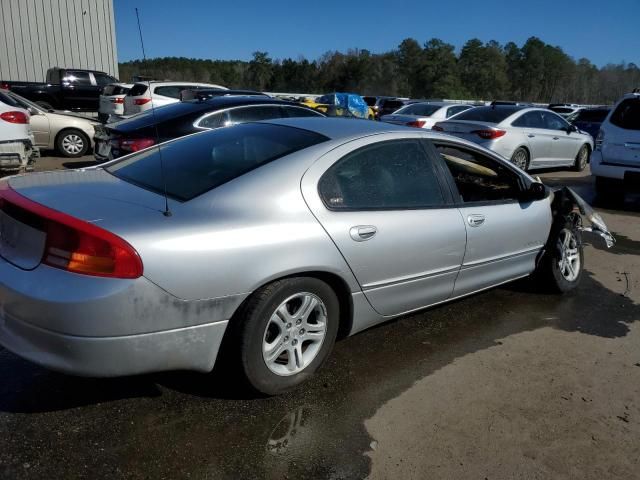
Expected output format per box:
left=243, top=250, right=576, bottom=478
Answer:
left=511, top=147, right=530, bottom=171
left=233, top=277, right=340, bottom=395
left=572, top=144, right=589, bottom=172
left=534, top=219, right=584, bottom=293
left=56, top=129, right=89, bottom=157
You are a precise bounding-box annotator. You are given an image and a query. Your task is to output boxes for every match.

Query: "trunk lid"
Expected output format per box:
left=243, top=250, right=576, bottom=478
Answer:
left=0, top=169, right=167, bottom=271
left=434, top=120, right=500, bottom=142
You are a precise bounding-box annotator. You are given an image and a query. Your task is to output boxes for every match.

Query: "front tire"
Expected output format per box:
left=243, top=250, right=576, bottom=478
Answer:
left=572, top=145, right=589, bottom=172
left=56, top=129, right=89, bottom=157
left=234, top=277, right=339, bottom=395
left=511, top=147, right=530, bottom=171
left=534, top=219, right=584, bottom=293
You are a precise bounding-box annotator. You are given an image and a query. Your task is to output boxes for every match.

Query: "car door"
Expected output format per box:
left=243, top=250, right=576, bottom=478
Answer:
left=510, top=111, right=552, bottom=167
left=542, top=111, right=581, bottom=165
left=302, top=134, right=467, bottom=316
left=432, top=141, right=552, bottom=297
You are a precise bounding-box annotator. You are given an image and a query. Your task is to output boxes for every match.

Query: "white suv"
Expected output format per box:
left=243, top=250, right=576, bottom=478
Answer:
left=591, top=92, right=640, bottom=197
left=123, top=81, right=227, bottom=116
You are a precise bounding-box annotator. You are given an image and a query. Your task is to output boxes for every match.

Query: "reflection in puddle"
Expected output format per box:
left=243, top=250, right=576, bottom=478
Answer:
left=266, top=406, right=308, bottom=455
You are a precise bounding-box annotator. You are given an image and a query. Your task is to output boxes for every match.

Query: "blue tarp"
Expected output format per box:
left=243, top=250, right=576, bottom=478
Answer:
left=334, top=93, right=369, bottom=118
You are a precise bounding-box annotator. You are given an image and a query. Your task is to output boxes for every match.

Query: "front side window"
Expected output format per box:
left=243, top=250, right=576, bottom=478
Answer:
left=610, top=98, right=640, bottom=130
left=436, top=144, right=521, bottom=203
left=318, top=140, right=445, bottom=210
left=107, top=123, right=328, bottom=201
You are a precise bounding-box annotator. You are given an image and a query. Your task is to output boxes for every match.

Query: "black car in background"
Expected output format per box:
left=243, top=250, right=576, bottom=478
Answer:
left=568, top=107, right=611, bottom=139
left=93, top=96, right=323, bottom=161
left=363, top=96, right=412, bottom=119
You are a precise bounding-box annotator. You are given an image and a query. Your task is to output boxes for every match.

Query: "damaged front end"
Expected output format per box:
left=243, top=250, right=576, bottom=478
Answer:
left=551, top=187, right=615, bottom=248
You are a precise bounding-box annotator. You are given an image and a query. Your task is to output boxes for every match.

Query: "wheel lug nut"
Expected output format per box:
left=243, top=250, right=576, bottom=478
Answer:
left=296, top=319, right=302, bottom=325
left=299, top=328, right=305, bottom=335
left=286, top=323, right=292, bottom=329
left=292, top=339, right=298, bottom=346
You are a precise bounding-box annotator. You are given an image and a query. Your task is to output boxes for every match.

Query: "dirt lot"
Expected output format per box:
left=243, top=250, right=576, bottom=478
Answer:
left=0, top=156, right=638, bottom=479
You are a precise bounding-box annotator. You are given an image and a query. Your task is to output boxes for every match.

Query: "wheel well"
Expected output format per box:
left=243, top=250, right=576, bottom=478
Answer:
left=516, top=145, right=530, bottom=158
left=231, top=271, right=354, bottom=340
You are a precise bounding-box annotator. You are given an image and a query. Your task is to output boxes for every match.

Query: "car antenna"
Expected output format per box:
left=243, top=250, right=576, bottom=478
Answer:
left=136, top=7, right=171, bottom=217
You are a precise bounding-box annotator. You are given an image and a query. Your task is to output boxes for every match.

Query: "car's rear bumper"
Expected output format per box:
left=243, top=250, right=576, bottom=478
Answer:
left=591, top=150, right=640, bottom=180
left=0, top=312, right=228, bottom=376
left=0, top=260, right=246, bottom=376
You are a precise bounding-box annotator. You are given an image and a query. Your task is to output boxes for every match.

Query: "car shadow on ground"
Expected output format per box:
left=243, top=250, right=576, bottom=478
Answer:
left=0, top=269, right=637, bottom=478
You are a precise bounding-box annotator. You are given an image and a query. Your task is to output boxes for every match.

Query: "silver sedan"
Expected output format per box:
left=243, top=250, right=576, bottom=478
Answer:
left=0, top=118, right=612, bottom=394
left=433, top=106, right=594, bottom=172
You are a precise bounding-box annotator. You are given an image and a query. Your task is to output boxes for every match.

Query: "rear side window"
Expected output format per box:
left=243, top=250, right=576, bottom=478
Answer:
left=512, top=111, right=545, bottom=128
left=154, top=85, right=190, bottom=99
left=128, top=83, right=149, bottom=96
left=107, top=123, right=328, bottom=201
left=0, top=91, right=22, bottom=108
left=610, top=99, right=640, bottom=130
left=453, top=107, right=523, bottom=123
left=102, top=85, right=116, bottom=95
left=197, top=111, right=224, bottom=129
left=447, top=105, right=471, bottom=117
left=63, top=71, right=91, bottom=85
left=318, top=140, right=445, bottom=210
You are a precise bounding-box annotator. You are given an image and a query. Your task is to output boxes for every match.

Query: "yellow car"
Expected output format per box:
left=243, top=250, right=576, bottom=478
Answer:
left=301, top=93, right=375, bottom=120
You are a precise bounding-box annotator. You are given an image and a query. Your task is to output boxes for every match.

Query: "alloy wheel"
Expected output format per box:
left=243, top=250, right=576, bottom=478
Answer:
left=512, top=149, right=528, bottom=170
left=557, top=228, right=581, bottom=282
left=262, top=292, right=328, bottom=376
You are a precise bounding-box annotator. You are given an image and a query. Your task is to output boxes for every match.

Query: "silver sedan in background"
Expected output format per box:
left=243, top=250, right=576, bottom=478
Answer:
left=433, top=106, right=594, bottom=171
left=380, top=101, right=474, bottom=129
left=0, top=118, right=612, bottom=395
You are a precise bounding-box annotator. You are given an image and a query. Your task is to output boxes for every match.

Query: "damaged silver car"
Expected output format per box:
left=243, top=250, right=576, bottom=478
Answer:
left=0, top=118, right=614, bottom=395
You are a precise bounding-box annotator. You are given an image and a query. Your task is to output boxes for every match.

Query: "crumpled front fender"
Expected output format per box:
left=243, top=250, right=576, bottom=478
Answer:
left=551, top=187, right=615, bottom=248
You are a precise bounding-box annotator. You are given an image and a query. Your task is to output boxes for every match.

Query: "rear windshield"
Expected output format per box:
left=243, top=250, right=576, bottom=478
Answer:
left=128, top=83, right=149, bottom=96
left=574, top=109, right=609, bottom=123
left=453, top=106, right=523, bottom=123
left=610, top=98, right=640, bottom=130
left=395, top=104, right=441, bottom=116
left=363, top=97, right=376, bottom=106
left=0, top=91, right=21, bottom=108
left=106, top=123, right=328, bottom=201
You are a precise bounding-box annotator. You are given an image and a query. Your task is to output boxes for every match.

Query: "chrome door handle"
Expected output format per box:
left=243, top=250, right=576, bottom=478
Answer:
left=527, top=134, right=535, bottom=138
left=467, top=214, right=485, bottom=227
left=553, top=137, right=560, bottom=140
left=350, top=225, right=377, bottom=242
left=625, top=142, right=640, bottom=150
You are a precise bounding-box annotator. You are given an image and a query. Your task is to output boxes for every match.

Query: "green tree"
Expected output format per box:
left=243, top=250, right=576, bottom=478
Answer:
left=246, top=51, right=273, bottom=90
left=419, top=38, right=464, bottom=98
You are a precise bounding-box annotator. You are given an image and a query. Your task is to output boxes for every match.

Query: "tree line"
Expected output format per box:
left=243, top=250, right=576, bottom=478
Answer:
left=118, top=36, right=640, bottom=105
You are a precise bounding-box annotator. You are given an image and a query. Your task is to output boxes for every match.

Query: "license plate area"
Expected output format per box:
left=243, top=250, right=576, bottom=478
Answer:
left=0, top=209, right=46, bottom=270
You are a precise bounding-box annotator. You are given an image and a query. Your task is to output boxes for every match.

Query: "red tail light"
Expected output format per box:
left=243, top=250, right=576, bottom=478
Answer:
left=0, top=83, right=10, bottom=90
left=0, top=183, right=143, bottom=279
left=134, top=98, right=151, bottom=105
left=0, top=111, right=29, bottom=124
left=118, top=138, right=156, bottom=152
left=432, top=125, right=444, bottom=132
left=472, top=129, right=506, bottom=140
left=406, top=120, right=426, bottom=128
left=111, top=97, right=124, bottom=104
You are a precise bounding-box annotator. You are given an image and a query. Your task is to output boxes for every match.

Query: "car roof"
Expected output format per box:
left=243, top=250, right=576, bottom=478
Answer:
left=262, top=117, right=408, bottom=140
left=198, top=96, right=304, bottom=108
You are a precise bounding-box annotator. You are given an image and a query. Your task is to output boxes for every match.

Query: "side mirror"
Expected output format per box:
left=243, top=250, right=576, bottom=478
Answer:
left=520, top=182, right=547, bottom=202
left=567, top=124, right=578, bottom=133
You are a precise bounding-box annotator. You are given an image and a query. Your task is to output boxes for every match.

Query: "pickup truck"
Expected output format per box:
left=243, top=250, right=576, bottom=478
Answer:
left=0, top=67, right=118, bottom=112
